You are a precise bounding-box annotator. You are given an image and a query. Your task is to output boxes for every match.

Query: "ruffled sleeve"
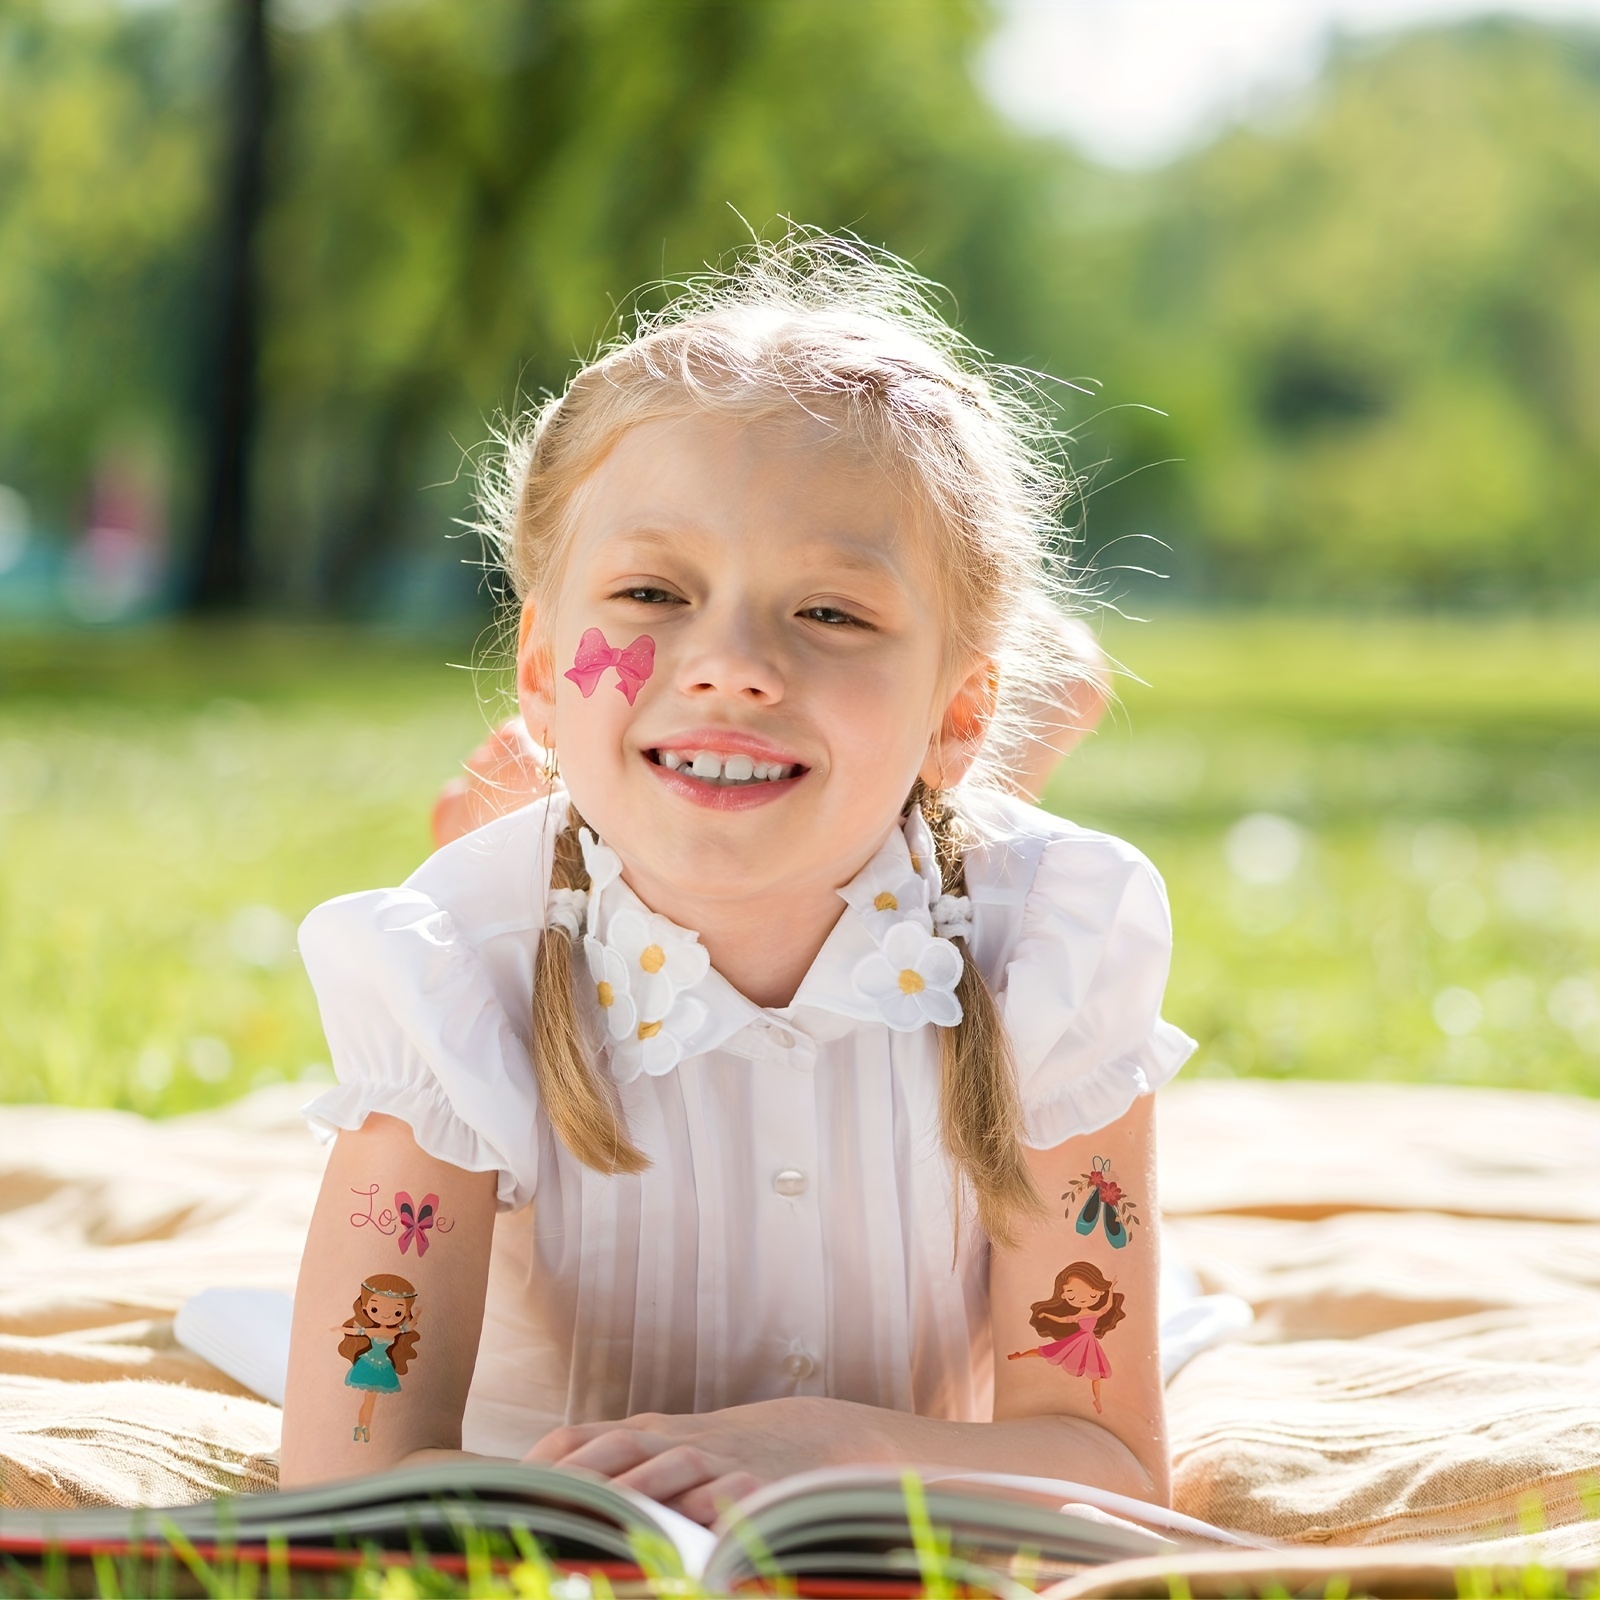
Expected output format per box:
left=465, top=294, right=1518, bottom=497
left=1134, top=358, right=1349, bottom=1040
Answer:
left=997, top=828, right=1195, bottom=1148
left=298, top=888, right=544, bottom=1209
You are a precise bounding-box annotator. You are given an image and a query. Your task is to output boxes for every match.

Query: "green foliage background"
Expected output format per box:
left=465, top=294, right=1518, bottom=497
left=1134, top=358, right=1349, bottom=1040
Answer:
left=1, top=617, right=1595, bottom=1111
left=0, top=0, right=1595, bottom=606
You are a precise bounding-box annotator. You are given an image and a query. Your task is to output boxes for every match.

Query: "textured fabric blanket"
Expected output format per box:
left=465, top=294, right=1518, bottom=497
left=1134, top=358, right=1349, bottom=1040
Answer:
left=1, top=1080, right=1596, bottom=1586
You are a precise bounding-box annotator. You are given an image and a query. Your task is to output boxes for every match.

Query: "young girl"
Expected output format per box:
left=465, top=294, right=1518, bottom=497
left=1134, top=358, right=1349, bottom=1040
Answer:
left=281, top=237, right=1193, bottom=1526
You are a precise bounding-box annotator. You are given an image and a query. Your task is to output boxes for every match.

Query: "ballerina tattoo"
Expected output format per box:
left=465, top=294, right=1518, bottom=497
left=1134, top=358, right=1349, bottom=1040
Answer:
left=337, top=1274, right=420, bottom=1443
left=1008, top=1262, right=1126, bottom=1414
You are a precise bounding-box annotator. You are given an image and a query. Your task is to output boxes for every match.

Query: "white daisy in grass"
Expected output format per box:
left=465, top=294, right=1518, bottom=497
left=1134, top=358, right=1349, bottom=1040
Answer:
left=609, top=995, right=709, bottom=1082
left=606, top=908, right=711, bottom=1022
left=851, top=919, right=964, bottom=1032
left=583, top=936, right=636, bottom=1042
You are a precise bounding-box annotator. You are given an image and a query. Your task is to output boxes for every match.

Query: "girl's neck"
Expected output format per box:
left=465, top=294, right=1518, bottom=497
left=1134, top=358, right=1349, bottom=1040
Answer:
left=618, top=865, right=849, bottom=1010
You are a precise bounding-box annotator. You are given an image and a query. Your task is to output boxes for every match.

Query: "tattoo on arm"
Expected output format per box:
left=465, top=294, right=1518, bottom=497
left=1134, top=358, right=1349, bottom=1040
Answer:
left=339, top=1274, right=420, bottom=1444
left=1062, top=1154, right=1141, bottom=1248
left=1007, top=1261, right=1127, bottom=1414
left=349, top=1184, right=455, bottom=1254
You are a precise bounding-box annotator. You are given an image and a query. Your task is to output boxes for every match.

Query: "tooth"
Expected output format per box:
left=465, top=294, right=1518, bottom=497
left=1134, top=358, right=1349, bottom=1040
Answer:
left=724, top=754, right=755, bottom=782
left=660, top=751, right=683, bottom=771
left=690, top=752, right=722, bottom=779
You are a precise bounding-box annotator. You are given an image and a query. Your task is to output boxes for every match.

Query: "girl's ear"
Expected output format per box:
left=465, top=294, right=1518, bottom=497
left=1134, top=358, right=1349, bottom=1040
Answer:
left=516, top=600, right=558, bottom=743
left=920, top=657, right=998, bottom=789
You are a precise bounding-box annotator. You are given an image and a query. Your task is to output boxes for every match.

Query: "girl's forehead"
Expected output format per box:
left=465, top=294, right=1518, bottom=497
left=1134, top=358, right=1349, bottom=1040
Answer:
left=566, top=411, right=937, bottom=576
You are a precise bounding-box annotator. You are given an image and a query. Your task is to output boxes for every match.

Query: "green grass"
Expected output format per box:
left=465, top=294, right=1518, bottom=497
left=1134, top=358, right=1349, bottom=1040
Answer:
left=0, top=613, right=1596, bottom=1113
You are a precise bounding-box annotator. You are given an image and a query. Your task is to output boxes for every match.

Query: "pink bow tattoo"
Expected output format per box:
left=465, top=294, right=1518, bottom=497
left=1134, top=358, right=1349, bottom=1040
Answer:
left=396, top=1192, right=438, bottom=1256
left=564, top=628, right=656, bottom=706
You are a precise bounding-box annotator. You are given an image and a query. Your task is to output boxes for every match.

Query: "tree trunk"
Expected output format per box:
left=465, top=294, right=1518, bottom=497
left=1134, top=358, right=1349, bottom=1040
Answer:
left=189, top=0, right=269, bottom=612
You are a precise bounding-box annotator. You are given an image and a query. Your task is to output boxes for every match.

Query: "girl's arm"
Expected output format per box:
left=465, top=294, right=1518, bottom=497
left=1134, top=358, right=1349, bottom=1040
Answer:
left=988, top=1093, right=1168, bottom=1498
left=279, top=1113, right=498, bottom=1487
left=527, top=1096, right=1166, bottom=1523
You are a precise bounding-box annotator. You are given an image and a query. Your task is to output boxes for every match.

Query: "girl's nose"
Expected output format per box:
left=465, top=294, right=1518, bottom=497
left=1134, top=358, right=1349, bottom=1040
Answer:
left=677, top=609, right=785, bottom=704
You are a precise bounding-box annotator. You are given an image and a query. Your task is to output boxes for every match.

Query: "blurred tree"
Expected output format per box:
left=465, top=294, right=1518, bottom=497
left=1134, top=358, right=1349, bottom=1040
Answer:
left=1054, top=20, right=1600, bottom=604
left=0, top=1, right=214, bottom=538
left=192, top=0, right=270, bottom=611
left=0, top=4, right=1594, bottom=611
left=256, top=0, right=1055, bottom=609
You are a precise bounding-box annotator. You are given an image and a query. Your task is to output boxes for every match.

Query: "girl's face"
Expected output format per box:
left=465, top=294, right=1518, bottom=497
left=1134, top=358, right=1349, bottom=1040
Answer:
left=520, top=410, right=989, bottom=915
left=1061, top=1277, right=1101, bottom=1311
left=363, top=1296, right=408, bottom=1328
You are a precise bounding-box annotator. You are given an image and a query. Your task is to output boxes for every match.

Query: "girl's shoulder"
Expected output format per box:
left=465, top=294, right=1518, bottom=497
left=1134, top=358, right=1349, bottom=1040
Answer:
left=403, top=792, right=571, bottom=940
left=295, top=799, right=565, bottom=1211
left=958, top=788, right=1172, bottom=957
left=958, top=790, right=1194, bottom=1148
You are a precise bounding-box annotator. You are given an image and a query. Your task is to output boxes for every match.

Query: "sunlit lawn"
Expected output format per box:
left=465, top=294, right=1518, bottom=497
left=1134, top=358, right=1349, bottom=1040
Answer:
left=1, top=613, right=1595, bottom=1113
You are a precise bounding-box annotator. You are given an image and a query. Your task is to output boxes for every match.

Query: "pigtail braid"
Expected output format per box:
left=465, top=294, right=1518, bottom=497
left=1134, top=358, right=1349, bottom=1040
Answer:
left=531, top=806, right=649, bottom=1175
left=914, top=781, right=1045, bottom=1245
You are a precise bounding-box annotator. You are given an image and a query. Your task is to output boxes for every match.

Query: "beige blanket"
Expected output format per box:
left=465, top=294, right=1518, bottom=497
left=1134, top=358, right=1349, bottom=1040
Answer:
left=2, top=1081, right=1596, bottom=1583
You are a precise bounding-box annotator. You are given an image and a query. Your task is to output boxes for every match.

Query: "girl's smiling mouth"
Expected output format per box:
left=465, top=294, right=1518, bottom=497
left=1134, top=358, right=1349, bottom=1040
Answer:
left=642, top=731, right=809, bottom=808
left=651, top=748, right=802, bottom=785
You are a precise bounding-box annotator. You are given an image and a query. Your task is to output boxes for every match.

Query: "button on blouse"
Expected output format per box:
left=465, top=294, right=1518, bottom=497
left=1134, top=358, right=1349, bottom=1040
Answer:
left=300, top=789, right=1193, bottom=1458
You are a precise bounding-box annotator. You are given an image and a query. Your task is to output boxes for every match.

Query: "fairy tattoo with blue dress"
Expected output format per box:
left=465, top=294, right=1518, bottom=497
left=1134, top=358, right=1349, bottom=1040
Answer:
left=337, top=1273, right=420, bottom=1443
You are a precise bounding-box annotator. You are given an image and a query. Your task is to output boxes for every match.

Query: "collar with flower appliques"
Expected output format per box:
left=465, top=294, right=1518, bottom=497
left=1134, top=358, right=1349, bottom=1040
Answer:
left=561, top=812, right=971, bottom=1084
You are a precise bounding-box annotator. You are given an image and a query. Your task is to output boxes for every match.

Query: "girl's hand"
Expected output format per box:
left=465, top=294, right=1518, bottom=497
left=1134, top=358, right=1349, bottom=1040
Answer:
left=526, top=1398, right=856, bottom=1525
left=430, top=719, right=551, bottom=849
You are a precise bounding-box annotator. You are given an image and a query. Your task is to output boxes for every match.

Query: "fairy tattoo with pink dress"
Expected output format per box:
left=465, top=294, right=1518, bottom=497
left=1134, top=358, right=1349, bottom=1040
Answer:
left=1008, top=1261, right=1126, bottom=1414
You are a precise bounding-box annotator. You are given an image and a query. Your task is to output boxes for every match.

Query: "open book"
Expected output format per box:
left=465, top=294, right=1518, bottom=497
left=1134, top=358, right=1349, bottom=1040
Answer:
left=0, top=1460, right=1255, bottom=1594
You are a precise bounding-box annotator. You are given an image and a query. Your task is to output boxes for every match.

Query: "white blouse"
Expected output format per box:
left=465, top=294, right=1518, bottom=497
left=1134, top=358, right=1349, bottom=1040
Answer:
left=299, top=791, right=1193, bottom=1459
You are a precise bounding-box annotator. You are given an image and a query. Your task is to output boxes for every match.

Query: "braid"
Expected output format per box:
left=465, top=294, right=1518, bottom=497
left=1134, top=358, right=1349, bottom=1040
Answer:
left=913, top=781, right=1045, bottom=1245
left=530, top=805, right=649, bottom=1175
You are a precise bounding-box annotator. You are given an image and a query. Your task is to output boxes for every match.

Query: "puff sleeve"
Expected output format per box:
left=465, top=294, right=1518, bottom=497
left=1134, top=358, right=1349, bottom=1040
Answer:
left=298, top=888, right=544, bottom=1209
left=998, top=830, right=1195, bottom=1148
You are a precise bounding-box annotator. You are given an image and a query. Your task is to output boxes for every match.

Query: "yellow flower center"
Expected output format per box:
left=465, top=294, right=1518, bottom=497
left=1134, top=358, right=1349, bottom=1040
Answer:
left=897, top=969, right=926, bottom=996
left=638, top=1020, right=663, bottom=1040
left=639, top=944, right=667, bottom=974
left=873, top=891, right=899, bottom=912
left=596, top=981, right=615, bottom=1009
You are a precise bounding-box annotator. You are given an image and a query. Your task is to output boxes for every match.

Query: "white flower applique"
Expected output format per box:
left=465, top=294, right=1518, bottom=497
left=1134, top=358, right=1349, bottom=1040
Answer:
left=602, top=908, right=712, bottom=1083
left=838, top=853, right=933, bottom=943
left=583, top=937, right=636, bottom=1042
left=851, top=919, right=964, bottom=1032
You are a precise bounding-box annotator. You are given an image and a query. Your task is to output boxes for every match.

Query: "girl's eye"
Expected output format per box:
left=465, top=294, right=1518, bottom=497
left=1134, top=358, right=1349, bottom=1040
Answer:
left=613, top=585, right=678, bottom=605
left=799, top=604, right=867, bottom=628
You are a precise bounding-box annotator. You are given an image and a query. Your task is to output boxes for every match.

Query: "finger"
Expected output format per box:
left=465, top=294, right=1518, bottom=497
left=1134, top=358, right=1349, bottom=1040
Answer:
left=667, top=1471, right=764, bottom=1529
left=535, top=1428, right=676, bottom=1478
left=522, top=1422, right=615, bottom=1464
left=611, top=1444, right=722, bottom=1505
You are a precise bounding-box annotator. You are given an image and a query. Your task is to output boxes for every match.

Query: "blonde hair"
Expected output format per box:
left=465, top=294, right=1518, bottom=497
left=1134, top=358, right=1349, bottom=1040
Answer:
left=480, top=232, right=1090, bottom=1241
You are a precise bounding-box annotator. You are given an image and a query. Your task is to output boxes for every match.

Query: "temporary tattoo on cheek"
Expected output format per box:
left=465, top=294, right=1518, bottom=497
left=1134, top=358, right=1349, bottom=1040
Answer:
left=1063, top=1155, right=1141, bottom=1248
left=1007, top=1260, right=1125, bottom=1414
left=563, top=627, right=656, bottom=705
left=349, top=1185, right=455, bottom=1254
left=337, top=1273, right=420, bottom=1444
